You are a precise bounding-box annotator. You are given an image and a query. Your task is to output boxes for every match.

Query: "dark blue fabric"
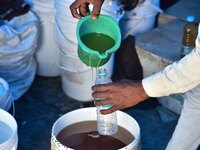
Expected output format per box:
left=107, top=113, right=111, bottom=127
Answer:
left=0, top=0, right=29, bottom=21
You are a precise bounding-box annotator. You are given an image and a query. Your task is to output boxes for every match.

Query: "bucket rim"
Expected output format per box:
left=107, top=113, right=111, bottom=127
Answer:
left=51, top=107, right=140, bottom=150
left=76, top=14, right=121, bottom=59
left=0, top=134, right=18, bottom=149
left=117, top=110, right=141, bottom=150
left=0, top=109, right=18, bottom=146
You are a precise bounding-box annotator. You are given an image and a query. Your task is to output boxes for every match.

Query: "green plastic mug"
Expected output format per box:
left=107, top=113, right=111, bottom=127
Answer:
left=76, top=14, right=121, bottom=67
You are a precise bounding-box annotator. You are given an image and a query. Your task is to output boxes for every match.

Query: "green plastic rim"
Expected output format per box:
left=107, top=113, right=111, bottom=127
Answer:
left=76, top=14, right=121, bottom=59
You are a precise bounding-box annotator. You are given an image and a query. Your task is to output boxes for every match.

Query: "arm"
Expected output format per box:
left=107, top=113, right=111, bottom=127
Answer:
left=92, top=24, right=200, bottom=114
left=143, top=24, right=200, bottom=97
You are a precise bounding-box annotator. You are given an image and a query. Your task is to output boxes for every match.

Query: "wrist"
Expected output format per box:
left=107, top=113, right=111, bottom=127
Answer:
left=135, top=81, right=149, bottom=102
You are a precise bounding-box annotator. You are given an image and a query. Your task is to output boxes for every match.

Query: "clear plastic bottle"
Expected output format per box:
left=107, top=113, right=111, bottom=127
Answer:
left=95, top=69, right=118, bottom=135
left=180, top=16, right=196, bottom=58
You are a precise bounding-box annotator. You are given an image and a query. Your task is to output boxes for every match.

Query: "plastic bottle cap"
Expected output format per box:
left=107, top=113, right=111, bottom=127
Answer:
left=0, top=83, right=4, bottom=97
left=98, top=69, right=107, bottom=76
left=187, top=16, right=194, bottom=22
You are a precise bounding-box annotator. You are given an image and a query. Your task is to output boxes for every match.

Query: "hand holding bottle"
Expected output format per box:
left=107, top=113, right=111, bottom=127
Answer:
left=92, top=79, right=149, bottom=114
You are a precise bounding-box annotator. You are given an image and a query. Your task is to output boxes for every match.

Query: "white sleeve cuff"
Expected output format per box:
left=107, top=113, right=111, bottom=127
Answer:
left=142, top=72, right=172, bottom=97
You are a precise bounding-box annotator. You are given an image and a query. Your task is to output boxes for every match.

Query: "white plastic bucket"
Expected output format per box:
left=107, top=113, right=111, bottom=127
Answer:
left=0, top=78, right=13, bottom=111
left=0, top=109, right=18, bottom=150
left=60, top=51, right=115, bottom=101
left=55, top=15, right=115, bottom=101
left=51, top=107, right=141, bottom=150
left=27, top=0, right=60, bottom=77
left=35, top=19, right=60, bottom=77
left=54, top=0, right=121, bottom=101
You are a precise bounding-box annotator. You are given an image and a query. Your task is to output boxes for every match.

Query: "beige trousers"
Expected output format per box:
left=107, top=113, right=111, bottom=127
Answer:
left=166, top=85, right=200, bottom=150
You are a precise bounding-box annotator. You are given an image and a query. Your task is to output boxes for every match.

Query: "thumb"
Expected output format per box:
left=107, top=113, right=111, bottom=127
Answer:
left=92, top=0, right=104, bottom=19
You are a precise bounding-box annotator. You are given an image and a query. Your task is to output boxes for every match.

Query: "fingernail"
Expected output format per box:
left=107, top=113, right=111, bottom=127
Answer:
left=92, top=15, right=97, bottom=20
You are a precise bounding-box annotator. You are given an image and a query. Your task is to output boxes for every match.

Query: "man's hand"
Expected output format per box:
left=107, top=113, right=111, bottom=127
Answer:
left=70, top=0, right=104, bottom=19
left=92, top=80, right=149, bottom=114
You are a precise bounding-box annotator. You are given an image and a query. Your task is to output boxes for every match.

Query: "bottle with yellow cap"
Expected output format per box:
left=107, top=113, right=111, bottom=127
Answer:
left=180, top=16, right=196, bottom=58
